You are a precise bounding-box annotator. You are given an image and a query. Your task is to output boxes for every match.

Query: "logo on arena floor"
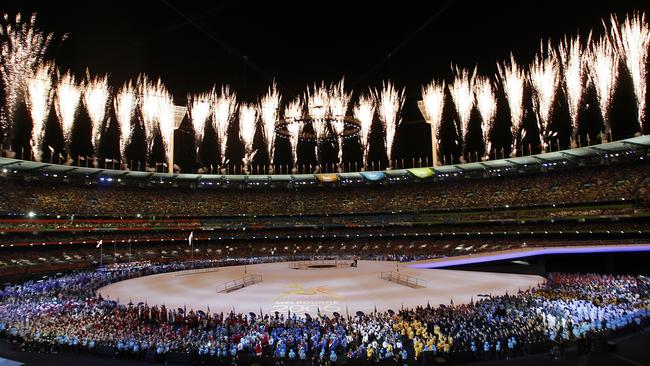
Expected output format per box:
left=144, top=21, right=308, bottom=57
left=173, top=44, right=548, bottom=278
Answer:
left=273, top=283, right=342, bottom=301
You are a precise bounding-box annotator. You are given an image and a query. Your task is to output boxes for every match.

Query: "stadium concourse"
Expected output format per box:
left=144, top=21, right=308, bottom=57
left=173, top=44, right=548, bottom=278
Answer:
left=0, top=137, right=649, bottom=366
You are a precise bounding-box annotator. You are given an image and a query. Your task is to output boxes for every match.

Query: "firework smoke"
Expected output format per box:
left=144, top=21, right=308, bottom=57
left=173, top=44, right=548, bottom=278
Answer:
left=529, top=41, right=560, bottom=151
left=211, top=86, right=237, bottom=167
left=54, top=71, right=83, bottom=157
left=449, top=66, right=476, bottom=158
left=587, top=35, right=619, bottom=138
left=372, top=81, right=405, bottom=169
left=353, top=95, right=375, bottom=170
left=328, top=79, right=351, bottom=170
left=83, top=73, right=110, bottom=158
left=497, top=54, right=526, bottom=156
left=26, top=62, right=54, bottom=161
left=284, top=98, right=303, bottom=170
left=188, top=90, right=213, bottom=157
left=558, top=33, right=589, bottom=143
left=474, top=76, right=496, bottom=159
left=0, top=13, right=55, bottom=146
left=260, top=82, right=281, bottom=169
left=114, top=81, right=137, bottom=166
left=610, top=12, right=650, bottom=131
left=238, top=103, right=257, bottom=173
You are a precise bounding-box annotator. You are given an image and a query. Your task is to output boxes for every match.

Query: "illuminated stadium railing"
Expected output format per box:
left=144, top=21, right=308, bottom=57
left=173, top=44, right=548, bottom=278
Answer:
left=0, top=135, right=648, bottom=188
left=380, top=271, right=427, bottom=288
left=216, top=274, right=263, bottom=293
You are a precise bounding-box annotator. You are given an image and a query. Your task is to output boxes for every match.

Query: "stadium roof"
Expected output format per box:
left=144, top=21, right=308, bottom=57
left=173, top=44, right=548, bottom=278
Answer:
left=1, top=135, right=648, bottom=188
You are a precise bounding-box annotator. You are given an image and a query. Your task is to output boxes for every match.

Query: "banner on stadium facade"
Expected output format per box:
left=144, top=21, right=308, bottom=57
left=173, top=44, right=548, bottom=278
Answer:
left=407, top=168, right=434, bottom=179
left=316, top=174, right=338, bottom=182
left=360, top=171, right=386, bottom=181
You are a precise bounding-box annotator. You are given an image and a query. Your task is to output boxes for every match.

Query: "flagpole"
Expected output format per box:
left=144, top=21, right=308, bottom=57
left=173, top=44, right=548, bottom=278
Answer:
left=100, top=242, right=103, bottom=268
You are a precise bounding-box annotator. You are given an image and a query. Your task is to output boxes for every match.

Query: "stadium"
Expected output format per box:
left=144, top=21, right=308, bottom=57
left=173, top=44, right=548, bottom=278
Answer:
left=1, top=1, right=650, bottom=366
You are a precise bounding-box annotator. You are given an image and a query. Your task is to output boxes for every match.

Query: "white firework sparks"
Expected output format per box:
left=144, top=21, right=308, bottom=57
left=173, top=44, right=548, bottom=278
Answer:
left=328, top=78, right=351, bottom=168
left=474, top=76, right=496, bottom=159
left=188, top=90, right=213, bottom=152
left=114, top=81, right=137, bottom=164
left=353, top=95, right=375, bottom=170
left=260, top=82, right=281, bottom=167
left=158, top=92, right=175, bottom=166
left=284, top=98, right=303, bottom=168
left=529, top=41, right=560, bottom=151
left=211, top=86, right=237, bottom=166
left=83, top=73, right=110, bottom=156
left=138, top=75, right=157, bottom=158
left=497, top=54, right=526, bottom=155
left=54, top=71, right=83, bottom=151
left=308, top=82, right=330, bottom=141
left=238, top=103, right=257, bottom=172
left=421, top=80, right=446, bottom=140
left=138, top=76, right=173, bottom=162
left=610, top=12, right=650, bottom=130
left=449, top=66, right=476, bottom=145
left=587, top=35, right=619, bottom=135
left=558, top=33, right=589, bottom=140
left=372, top=81, right=405, bottom=167
left=0, top=13, right=54, bottom=141
left=26, top=62, right=54, bottom=161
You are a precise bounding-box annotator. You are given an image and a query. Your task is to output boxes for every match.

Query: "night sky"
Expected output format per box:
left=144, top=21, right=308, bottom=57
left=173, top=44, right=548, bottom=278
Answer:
left=1, top=0, right=649, bottom=172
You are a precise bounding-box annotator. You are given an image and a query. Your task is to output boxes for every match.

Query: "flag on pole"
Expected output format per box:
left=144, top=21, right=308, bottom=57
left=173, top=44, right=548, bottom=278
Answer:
left=96, top=239, right=103, bottom=248
left=188, top=231, right=194, bottom=246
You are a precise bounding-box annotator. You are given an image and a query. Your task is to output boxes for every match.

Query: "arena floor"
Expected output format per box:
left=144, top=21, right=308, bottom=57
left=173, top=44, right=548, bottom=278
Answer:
left=98, top=260, right=544, bottom=316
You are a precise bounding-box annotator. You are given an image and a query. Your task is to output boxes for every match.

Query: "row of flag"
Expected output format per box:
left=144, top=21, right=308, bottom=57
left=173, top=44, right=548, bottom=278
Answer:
left=95, top=232, right=193, bottom=249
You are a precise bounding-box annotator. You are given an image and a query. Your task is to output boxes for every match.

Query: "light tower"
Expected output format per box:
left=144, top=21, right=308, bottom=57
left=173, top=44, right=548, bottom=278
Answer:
left=417, top=100, right=438, bottom=167
left=170, top=105, right=187, bottom=173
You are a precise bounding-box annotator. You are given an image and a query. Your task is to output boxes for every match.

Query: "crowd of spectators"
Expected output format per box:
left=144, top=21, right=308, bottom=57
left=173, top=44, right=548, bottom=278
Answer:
left=1, top=227, right=647, bottom=283
left=0, top=205, right=643, bottom=234
left=0, top=162, right=647, bottom=218
left=0, top=259, right=648, bottom=364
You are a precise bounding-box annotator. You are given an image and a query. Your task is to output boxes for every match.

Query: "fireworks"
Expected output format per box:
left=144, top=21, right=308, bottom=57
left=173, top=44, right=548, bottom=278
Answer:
left=449, top=66, right=476, bottom=150
left=284, top=98, right=303, bottom=169
left=139, top=76, right=174, bottom=163
left=113, top=81, right=137, bottom=165
left=610, top=12, right=650, bottom=131
left=497, top=54, right=526, bottom=155
left=307, top=82, right=330, bottom=167
left=529, top=41, right=560, bottom=151
left=328, top=79, right=351, bottom=169
left=83, top=73, right=110, bottom=156
left=0, top=13, right=54, bottom=142
left=474, top=76, right=496, bottom=159
left=421, top=80, right=446, bottom=137
left=260, top=82, right=281, bottom=167
left=307, top=82, right=330, bottom=144
left=558, top=33, right=589, bottom=141
left=26, top=62, right=54, bottom=161
left=188, top=91, right=213, bottom=153
left=54, top=71, right=83, bottom=153
left=158, top=92, right=175, bottom=167
left=372, top=81, right=405, bottom=168
left=211, top=86, right=237, bottom=167
left=587, top=35, right=619, bottom=136
left=238, top=103, right=258, bottom=173
left=353, top=95, right=375, bottom=170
